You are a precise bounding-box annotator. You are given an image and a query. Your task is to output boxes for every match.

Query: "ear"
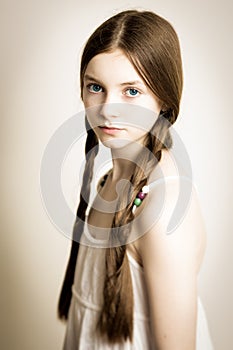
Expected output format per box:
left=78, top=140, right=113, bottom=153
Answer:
left=161, top=103, right=169, bottom=112
left=159, top=109, right=173, bottom=121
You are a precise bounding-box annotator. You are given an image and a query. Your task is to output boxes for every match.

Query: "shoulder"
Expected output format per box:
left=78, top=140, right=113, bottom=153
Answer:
left=149, top=148, right=183, bottom=182
left=138, top=183, right=206, bottom=272
left=131, top=153, right=206, bottom=274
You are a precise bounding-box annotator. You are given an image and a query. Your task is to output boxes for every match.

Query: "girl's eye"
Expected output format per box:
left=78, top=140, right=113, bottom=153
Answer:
left=87, top=84, right=103, bottom=93
left=125, top=88, right=140, bottom=97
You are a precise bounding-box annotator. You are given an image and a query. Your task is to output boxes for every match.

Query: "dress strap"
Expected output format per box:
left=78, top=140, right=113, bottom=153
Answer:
left=148, top=175, right=193, bottom=189
left=132, top=175, right=195, bottom=214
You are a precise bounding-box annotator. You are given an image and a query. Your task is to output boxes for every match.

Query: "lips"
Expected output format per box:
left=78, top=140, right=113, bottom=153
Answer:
left=98, top=125, right=124, bottom=135
left=99, top=125, right=123, bottom=130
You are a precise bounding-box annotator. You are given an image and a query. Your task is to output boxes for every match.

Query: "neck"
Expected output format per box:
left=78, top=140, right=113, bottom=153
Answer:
left=110, top=141, right=144, bottom=182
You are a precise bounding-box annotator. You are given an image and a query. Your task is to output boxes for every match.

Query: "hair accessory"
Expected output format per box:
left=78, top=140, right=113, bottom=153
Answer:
left=132, top=185, right=149, bottom=214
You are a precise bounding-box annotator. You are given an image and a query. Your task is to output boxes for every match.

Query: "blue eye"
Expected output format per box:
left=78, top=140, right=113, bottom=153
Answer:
left=125, top=88, right=140, bottom=97
left=88, top=84, right=103, bottom=93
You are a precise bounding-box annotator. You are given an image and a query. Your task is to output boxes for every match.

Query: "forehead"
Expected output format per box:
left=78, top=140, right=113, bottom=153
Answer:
left=84, top=49, right=144, bottom=85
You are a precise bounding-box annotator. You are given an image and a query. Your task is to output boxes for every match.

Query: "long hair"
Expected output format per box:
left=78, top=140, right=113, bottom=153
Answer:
left=58, top=9, right=183, bottom=344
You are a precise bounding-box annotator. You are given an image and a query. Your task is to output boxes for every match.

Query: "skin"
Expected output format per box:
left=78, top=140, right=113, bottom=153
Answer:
left=82, top=49, right=206, bottom=349
left=82, top=48, right=163, bottom=181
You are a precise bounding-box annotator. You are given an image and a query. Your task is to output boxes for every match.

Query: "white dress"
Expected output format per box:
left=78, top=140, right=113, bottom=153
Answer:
left=63, top=176, right=214, bottom=349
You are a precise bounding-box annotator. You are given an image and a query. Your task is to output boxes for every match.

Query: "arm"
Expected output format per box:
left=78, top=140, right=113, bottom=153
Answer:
left=136, top=178, right=206, bottom=349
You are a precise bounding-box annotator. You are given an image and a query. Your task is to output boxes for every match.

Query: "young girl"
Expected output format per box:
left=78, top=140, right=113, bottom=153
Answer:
left=58, top=10, right=214, bottom=349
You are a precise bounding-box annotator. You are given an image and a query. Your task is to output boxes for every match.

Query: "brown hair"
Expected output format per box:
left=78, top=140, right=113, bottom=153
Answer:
left=58, top=9, right=183, bottom=344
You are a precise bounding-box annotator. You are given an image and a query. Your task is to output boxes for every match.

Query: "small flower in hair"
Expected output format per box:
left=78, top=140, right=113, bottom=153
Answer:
left=132, top=185, right=149, bottom=214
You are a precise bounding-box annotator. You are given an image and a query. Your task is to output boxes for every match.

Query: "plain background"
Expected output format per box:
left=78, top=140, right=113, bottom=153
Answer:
left=1, top=0, right=232, bottom=349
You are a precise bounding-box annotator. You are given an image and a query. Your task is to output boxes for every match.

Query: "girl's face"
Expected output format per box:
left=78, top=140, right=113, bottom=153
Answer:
left=82, top=49, right=163, bottom=149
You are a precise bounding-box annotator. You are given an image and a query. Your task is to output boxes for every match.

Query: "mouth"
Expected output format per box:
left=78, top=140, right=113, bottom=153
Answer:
left=98, top=125, right=124, bottom=135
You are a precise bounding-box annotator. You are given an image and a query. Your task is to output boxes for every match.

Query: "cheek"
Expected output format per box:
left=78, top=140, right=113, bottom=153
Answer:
left=82, top=89, right=103, bottom=109
left=85, top=103, right=103, bottom=129
left=127, top=112, right=157, bottom=133
left=82, top=88, right=96, bottom=107
left=131, top=128, right=149, bottom=140
left=86, top=110, right=98, bottom=129
left=147, top=97, right=162, bottom=115
left=82, top=90, right=90, bottom=107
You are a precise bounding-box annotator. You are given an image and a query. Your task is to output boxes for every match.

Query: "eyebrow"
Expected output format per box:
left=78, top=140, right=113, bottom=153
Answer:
left=84, top=74, right=144, bottom=87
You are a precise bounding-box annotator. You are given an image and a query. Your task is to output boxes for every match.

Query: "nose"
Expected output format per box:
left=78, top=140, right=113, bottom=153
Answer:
left=99, top=93, right=121, bottom=119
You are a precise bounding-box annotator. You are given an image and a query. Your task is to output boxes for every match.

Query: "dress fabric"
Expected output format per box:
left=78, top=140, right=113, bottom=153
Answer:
left=63, top=244, right=214, bottom=350
left=62, top=176, right=214, bottom=349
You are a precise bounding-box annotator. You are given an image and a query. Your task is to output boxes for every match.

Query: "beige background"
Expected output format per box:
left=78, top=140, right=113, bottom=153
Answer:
left=1, top=0, right=232, bottom=349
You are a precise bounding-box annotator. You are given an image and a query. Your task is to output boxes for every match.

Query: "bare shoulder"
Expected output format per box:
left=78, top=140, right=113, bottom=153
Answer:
left=131, top=152, right=207, bottom=274
left=149, top=148, right=180, bottom=181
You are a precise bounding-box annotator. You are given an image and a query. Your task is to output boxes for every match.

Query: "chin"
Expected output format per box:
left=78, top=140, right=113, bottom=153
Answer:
left=100, top=138, right=133, bottom=149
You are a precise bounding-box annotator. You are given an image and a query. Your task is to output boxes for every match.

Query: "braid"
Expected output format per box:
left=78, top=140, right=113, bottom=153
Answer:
left=97, top=111, right=174, bottom=343
left=57, top=118, right=98, bottom=320
left=73, top=118, right=99, bottom=242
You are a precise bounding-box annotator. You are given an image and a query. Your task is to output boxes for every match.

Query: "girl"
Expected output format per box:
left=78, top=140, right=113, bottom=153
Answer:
left=58, top=9, right=214, bottom=349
